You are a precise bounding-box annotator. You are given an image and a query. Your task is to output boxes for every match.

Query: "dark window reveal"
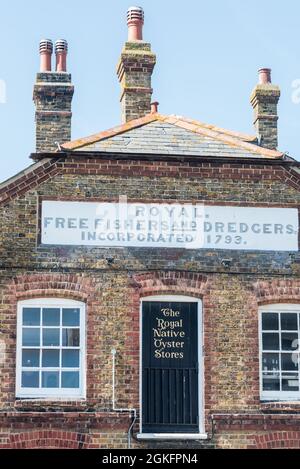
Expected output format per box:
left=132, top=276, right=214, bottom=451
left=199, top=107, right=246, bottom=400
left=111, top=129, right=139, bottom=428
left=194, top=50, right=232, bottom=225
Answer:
left=142, top=301, right=199, bottom=433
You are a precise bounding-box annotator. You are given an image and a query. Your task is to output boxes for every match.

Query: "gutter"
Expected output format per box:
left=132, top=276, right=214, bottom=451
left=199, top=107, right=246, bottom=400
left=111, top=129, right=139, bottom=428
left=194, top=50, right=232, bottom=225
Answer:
left=29, top=150, right=300, bottom=166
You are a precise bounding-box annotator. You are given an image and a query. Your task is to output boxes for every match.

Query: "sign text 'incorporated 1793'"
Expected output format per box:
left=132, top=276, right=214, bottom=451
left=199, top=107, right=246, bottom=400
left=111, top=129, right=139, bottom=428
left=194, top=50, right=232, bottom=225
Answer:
left=41, top=201, right=299, bottom=251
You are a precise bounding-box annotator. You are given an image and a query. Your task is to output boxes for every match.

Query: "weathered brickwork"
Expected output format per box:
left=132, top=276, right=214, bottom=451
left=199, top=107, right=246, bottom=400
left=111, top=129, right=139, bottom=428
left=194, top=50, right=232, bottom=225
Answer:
left=33, top=73, right=74, bottom=152
left=250, top=83, right=281, bottom=150
left=117, top=42, right=156, bottom=122
left=0, top=155, right=299, bottom=449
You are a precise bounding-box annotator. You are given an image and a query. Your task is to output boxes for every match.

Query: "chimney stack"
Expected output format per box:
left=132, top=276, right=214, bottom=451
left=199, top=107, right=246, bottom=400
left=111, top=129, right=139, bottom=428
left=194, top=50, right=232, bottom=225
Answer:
left=33, top=39, right=74, bottom=153
left=250, top=68, right=280, bottom=150
left=117, top=7, right=156, bottom=123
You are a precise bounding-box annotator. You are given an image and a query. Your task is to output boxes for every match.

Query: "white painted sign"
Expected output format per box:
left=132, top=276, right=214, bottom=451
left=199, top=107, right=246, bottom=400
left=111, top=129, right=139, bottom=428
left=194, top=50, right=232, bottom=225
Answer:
left=41, top=201, right=299, bottom=251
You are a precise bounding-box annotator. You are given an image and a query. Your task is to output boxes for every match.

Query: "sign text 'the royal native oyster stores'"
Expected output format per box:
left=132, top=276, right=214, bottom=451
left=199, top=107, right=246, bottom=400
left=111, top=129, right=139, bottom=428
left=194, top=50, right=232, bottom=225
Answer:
left=41, top=201, right=299, bottom=251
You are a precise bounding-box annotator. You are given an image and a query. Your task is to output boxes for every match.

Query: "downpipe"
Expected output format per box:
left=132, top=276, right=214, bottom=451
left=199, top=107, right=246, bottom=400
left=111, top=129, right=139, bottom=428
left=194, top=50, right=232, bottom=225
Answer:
left=111, top=348, right=137, bottom=449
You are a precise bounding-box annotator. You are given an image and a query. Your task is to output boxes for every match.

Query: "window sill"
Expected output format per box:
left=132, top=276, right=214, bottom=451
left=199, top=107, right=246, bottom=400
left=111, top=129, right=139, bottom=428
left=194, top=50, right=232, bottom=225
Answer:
left=261, top=401, right=300, bottom=412
left=136, top=433, right=208, bottom=441
left=15, top=397, right=86, bottom=401
left=14, top=397, right=87, bottom=410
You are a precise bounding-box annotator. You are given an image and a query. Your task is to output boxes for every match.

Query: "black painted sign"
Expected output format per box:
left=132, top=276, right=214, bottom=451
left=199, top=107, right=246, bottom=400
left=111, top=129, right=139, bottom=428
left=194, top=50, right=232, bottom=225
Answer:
left=142, top=301, right=199, bottom=433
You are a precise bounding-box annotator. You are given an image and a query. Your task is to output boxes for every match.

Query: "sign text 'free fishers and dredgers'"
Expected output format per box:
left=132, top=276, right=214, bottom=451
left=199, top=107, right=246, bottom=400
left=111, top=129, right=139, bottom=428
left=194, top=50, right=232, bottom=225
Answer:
left=41, top=201, right=299, bottom=251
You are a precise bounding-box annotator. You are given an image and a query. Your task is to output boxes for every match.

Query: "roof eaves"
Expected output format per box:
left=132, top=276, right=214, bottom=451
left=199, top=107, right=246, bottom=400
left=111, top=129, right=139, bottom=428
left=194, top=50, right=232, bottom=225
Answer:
left=48, top=150, right=297, bottom=166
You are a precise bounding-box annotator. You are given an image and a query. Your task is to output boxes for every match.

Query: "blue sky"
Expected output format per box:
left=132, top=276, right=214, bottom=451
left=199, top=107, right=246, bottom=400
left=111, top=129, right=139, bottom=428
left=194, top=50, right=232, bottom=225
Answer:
left=0, top=0, right=299, bottom=181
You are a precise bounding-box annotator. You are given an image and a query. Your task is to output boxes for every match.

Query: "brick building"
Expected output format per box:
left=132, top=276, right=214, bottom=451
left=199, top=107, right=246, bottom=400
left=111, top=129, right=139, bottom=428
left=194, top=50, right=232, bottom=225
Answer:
left=0, top=7, right=300, bottom=449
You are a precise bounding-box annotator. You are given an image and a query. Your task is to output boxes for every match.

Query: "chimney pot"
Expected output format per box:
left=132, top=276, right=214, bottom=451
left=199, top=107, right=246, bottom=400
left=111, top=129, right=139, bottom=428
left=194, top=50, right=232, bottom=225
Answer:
left=151, top=101, right=159, bottom=113
left=258, top=68, right=272, bottom=85
left=39, top=39, right=53, bottom=72
left=127, top=6, right=144, bottom=41
left=55, top=39, right=68, bottom=72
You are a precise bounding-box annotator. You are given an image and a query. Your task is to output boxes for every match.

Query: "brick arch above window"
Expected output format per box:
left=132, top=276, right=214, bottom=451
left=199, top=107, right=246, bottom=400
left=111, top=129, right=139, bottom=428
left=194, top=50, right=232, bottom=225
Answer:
left=8, top=273, right=96, bottom=304
left=253, top=431, right=300, bottom=449
left=131, top=271, right=208, bottom=298
left=254, top=279, right=300, bottom=305
left=3, top=430, right=91, bottom=449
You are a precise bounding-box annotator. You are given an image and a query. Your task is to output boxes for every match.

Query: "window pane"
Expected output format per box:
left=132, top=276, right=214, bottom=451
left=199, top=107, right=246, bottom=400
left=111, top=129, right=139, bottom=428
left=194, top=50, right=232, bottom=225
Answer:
left=42, top=308, right=60, bottom=326
left=262, top=372, right=280, bottom=391
left=22, top=349, right=40, bottom=367
left=281, top=353, right=298, bottom=371
left=62, top=349, right=79, bottom=367
left=262, top=333, right=279, bottom=351
left=23, top=308, right=40, bottom=326
left=42, top=371, right=59, bottom=388
left=262, top=353, right=279, bottom=372
left=281, top=313, right=298, bottom=331
left=61, top=371, right=79, bottom=388
left=62, top=329, right=80, bottom=347
left=22, top=328, right=40, bottom=346
left=281, top=333, right=299, bottom=351
left=262, top=313, right=278, bottom=331
left=282, top=373, right=299, bottom=391
left=22, top=371, right=39, bottom=388
left=42, top=350, right=60, bottom=367
left=42, top=329, right=60, bottom=346
left=62, top=308, right=80, bottom=326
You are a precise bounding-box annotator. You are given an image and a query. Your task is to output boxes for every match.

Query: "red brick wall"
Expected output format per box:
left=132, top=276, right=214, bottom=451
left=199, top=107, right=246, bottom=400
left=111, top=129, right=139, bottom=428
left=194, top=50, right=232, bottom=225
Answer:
left=0, top=156, right=299, bottom=448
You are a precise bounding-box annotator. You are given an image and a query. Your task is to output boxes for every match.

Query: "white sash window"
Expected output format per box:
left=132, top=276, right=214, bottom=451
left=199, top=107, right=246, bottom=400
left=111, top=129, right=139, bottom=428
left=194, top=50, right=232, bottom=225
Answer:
left=16, top=298, right=86, bottom=399
left=260, top=304, right=300, bottom=401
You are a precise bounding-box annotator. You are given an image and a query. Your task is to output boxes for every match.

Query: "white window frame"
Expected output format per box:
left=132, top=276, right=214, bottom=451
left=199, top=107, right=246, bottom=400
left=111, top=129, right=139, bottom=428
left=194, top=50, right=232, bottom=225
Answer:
left=259, top=303, right=300, bottom=402
left=16, top=298, right=86, bottom=399
left=138, top=295, right=207, bottom=440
